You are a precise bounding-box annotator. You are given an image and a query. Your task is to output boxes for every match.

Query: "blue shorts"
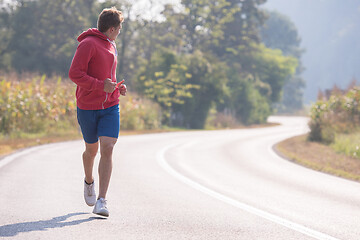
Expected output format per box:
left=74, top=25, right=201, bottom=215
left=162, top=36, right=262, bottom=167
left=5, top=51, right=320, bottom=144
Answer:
left=77, top=104, right=120, bottom=144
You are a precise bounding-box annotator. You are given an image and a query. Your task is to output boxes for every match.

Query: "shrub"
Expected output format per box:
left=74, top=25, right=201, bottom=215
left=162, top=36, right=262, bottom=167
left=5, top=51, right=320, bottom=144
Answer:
left=120, top=94, right=161, bottom=130
left=308, top=87, right=360, bottom=144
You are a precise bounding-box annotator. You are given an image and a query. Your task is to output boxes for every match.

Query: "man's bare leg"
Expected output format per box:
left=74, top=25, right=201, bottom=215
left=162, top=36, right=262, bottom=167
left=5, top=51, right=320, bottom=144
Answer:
left=83, top=142, right=99, bottom=184
left=98, top=136, right=117, bottom=199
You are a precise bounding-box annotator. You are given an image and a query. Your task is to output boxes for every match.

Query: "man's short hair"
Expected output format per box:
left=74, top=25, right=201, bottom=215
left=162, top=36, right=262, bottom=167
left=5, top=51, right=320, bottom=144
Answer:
left=97, top=7, right=124, bottom=33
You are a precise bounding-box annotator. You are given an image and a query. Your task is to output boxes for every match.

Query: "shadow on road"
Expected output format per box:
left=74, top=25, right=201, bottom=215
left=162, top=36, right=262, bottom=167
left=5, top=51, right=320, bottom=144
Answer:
left=0, top=212, right=103, bottom=237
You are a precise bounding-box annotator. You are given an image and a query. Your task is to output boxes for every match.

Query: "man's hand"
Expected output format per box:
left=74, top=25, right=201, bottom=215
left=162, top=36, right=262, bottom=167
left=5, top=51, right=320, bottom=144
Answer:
left=117, top=79, right=127, bottom=96
left=118, top=84, right=127, bottom=96
left=104, top=78, right=116, bottom=93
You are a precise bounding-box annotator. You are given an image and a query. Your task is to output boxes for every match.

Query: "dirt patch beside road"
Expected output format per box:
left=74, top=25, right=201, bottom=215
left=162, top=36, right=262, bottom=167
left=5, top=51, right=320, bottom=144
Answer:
left=275, top=134, right=360, bottom=182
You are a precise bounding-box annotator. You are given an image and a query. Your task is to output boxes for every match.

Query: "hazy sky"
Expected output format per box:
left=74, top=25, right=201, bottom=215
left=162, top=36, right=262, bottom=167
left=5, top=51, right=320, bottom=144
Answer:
left=263, top=0, right=360, bottom=103
left=132, top=0, right=180, bottom=20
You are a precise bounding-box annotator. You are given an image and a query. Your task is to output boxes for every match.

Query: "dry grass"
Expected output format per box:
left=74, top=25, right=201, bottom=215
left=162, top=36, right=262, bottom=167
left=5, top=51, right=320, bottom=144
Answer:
left=275, top=134, right=360, bottom=182
left=0, top=132, right=82, bottom=158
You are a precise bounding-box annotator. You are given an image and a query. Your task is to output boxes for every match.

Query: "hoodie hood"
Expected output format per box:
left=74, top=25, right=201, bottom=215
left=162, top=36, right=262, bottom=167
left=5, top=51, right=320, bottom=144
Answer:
left=77, top=28, right=108, bottom=42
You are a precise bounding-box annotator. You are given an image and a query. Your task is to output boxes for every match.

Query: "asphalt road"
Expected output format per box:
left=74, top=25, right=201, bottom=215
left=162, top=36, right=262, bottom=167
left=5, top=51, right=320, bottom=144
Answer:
left=0, top=116, right=359, bottom=240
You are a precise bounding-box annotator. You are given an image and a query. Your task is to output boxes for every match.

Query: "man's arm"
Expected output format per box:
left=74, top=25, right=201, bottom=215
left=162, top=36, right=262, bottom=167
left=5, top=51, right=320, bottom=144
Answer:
left=68, top=41, right=104, bottom=91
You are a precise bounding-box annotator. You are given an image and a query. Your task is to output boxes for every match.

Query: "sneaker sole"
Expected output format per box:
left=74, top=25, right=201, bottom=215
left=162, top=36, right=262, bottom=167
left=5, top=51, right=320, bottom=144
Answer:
left=85, top=196, right=96, bottom=206
left=85, top=202, right=96, bottom=207
left=93, top=210, right=109, bottom=217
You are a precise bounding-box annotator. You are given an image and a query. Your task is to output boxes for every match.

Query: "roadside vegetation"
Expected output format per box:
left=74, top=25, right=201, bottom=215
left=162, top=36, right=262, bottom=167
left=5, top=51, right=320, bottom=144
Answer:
left=276, top=84, right=360, bottom=182
left=308, top=84, right=360, bottom=158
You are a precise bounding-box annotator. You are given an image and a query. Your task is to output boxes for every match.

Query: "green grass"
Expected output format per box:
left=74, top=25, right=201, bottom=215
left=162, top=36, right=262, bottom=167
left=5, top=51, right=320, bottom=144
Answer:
left=331, top=132, right=360, bottom=159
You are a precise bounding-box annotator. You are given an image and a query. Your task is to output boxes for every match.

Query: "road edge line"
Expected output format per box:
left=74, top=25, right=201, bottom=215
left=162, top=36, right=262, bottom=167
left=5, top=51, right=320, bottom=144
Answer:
left=157, top=143, right=339, bottom=240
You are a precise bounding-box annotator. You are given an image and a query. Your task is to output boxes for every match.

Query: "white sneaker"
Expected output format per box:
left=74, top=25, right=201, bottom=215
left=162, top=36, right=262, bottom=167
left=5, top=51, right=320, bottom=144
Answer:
left=84, top=179, right=96, bottom=206
left=93, top=198, right=109, bottom=217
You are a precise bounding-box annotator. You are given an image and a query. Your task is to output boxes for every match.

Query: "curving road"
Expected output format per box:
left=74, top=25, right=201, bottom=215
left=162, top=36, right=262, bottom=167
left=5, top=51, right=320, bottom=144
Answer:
left=0, top=116, right=359, bottom=239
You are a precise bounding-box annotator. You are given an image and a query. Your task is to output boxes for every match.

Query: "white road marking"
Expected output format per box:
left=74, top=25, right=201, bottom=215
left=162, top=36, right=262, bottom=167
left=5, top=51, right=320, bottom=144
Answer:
left=0, top=146, right=43, bottom=169
left=0, top=142, right=74, bottom=169
left=157, top=143, right=340, bottom=240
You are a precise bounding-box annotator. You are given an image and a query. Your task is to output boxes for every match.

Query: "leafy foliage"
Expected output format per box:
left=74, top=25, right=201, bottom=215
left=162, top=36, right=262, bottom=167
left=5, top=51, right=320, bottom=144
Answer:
left=135, top=49, right=200, bottom=125
left=308, top=86, right=360, bottom=144
left=171, top=51, right=227, bottom=128
left=2, top=0, right=93, bottom=75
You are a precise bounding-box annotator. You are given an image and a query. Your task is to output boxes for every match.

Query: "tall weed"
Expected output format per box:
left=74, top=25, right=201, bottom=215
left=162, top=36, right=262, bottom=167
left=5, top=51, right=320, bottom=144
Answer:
left=0, top=74, right=77, bottom=135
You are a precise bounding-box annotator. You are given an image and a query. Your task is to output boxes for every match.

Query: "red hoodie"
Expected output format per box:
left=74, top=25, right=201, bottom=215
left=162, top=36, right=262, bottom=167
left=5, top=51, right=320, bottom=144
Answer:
left=69, top=28, right=119, bottom=110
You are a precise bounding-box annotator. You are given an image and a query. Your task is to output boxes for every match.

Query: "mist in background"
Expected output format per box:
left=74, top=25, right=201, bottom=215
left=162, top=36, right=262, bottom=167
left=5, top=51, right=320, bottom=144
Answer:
left=263, top=0, right=360, bottom=104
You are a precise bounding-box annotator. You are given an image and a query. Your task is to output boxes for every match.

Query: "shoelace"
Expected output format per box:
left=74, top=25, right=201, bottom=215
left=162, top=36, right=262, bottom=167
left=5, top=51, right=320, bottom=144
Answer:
left=99, top=198, right=108, bottom=209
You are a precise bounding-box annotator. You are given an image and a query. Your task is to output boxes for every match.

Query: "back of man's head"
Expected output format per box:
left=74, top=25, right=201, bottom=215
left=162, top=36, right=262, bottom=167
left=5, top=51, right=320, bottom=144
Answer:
left=97, top=7, right=124, bottom=33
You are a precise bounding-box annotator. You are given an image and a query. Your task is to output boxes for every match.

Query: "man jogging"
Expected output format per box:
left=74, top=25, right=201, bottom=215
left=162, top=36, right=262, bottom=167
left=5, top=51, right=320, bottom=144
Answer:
left=69, top=7, right=126, bottom=217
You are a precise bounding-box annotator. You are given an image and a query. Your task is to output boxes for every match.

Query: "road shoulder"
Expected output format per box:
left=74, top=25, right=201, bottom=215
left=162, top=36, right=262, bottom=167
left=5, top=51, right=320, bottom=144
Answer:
left=274, top=134, right=360, bottom=182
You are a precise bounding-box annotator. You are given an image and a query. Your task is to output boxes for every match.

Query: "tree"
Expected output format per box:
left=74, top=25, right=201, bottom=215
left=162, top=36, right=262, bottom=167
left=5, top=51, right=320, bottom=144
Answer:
left=155, top=0, right=296, bottom=126
left=250, top=43, right=298, bottom=103
left=218, top=44, right=297, bottom=124
left=260, top=10, right=305, bottom=113
left=135, top=49, right=200, bottom=125
left=171, top=51, right=228, bottom=128
left=133, top=1, right=229, bottom=128
left=208, top=0, right=267, bottom=61
left=0, top=0, right=14, bottom=71
left=4, top=0, right=94, bottom=75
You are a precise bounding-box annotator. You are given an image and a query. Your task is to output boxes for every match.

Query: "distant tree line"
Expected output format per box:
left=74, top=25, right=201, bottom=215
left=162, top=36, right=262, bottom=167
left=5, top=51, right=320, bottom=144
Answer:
left=0, top=0, right=304, bottom=128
